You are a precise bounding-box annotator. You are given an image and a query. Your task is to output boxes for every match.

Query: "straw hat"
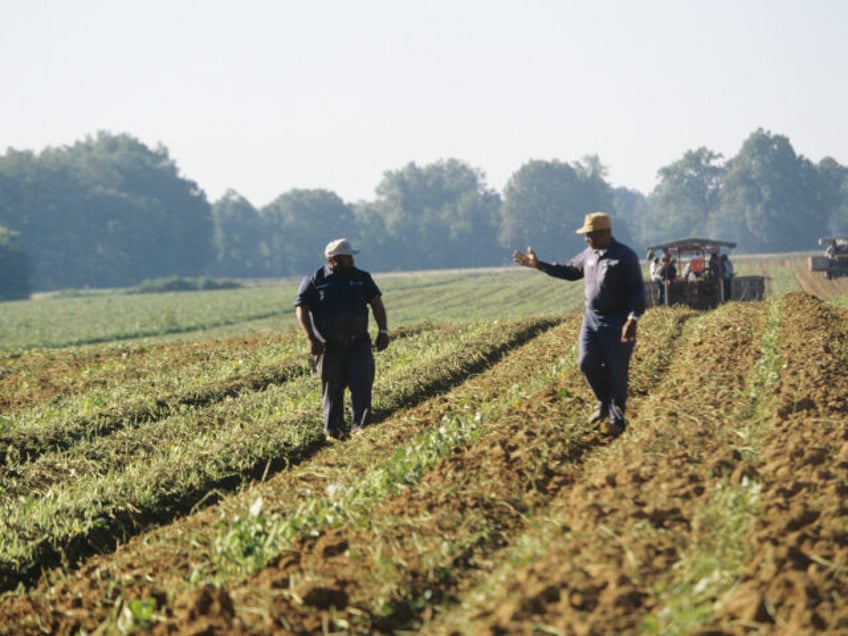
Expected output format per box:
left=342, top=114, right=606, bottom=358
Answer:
left=575, top=212, right=612, bottom=234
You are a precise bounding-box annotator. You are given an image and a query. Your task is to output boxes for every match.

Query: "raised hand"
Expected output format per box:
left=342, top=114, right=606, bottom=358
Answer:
left=512, top=246, right=539, bottom=269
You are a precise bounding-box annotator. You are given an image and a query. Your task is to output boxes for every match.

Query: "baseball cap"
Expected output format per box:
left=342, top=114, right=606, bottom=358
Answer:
left=324, top=238, right=360, bottom=258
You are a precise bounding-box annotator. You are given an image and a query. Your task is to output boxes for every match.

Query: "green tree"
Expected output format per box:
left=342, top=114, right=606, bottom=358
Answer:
left=712, top=129, right=821, bottom=252
left=0, top=132, right=213, bottom=290
left=209, top=190, right=265, bottom=277
left=366, top=159, right=501, bottom=269
left=647, top=147, right=725, bottom=244
left=499, top=158, right=615, bottom=260
left=612, top=186, right=649, bottom=250
left=814, top=157, right=848, bottom=236
left=0, top=226, right=30, bottom=300
left=69, top=133, right=213, bottom=282
left=261, top=189, right=354, bottom=276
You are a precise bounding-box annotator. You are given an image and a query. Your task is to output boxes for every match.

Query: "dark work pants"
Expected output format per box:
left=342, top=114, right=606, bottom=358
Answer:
left=315, top=338, right=375, bottom=436
left=577, top=310, right=635, bottom=424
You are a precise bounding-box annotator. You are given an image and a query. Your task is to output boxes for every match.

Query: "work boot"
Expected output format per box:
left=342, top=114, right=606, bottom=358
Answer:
left=603, top=405, right=626, bottom=438
left=602, top=404, right=627, bottom=439
left=602, top=419, right=626, bottom=438
left=589, top=403, right=609, bottom=425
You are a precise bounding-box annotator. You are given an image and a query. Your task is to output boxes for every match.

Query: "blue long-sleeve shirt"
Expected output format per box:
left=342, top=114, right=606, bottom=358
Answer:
left=537, top=239, right=646, bottom=318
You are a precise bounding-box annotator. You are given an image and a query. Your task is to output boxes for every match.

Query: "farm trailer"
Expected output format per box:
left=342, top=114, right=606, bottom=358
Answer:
left=645, top=238, right=765, bottom=310
left=809, top=236, right=848, bottom=279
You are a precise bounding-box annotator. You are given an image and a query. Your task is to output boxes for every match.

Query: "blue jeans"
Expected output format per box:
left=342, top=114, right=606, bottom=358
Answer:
left=315, top=337, right=375, bottom=436
left=578, top=310, right=635, bottom=423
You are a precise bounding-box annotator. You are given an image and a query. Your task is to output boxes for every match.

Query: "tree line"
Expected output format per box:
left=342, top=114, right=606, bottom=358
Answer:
left=1, top=129, right=846, bottom=300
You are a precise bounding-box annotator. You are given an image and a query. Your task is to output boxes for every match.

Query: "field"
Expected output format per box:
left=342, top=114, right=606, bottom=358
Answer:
left=1, top=255, right=847, bottom=635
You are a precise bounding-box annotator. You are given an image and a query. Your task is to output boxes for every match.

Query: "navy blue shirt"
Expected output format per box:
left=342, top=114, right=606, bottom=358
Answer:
left=295, top=266, right=381, bottom=342
left=537, top=239, right=646, bottom=318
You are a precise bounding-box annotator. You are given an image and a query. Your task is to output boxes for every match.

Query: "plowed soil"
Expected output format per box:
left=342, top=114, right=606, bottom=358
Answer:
left=1, top=292, right=847, bottom=635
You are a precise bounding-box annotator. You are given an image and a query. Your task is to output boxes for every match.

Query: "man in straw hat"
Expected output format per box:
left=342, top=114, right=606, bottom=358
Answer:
left=513, top=212, right=645, bottom=437
left=295, top=238, right=389, bottom=442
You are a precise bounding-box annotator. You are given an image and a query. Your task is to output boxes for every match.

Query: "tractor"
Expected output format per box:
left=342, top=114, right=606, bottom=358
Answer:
left=809, top=236, right=848, bottom=279
left=645, top=238, right=764, bottom=309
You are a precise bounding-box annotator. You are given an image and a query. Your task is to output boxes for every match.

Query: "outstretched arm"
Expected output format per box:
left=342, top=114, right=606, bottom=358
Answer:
left=515, top=246, right=584, bottom=281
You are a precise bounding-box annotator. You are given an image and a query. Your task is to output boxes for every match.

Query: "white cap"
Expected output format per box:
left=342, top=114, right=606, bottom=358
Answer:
left=324, top=238, right=360, bottom=258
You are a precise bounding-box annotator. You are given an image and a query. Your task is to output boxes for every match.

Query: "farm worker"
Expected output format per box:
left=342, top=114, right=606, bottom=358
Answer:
left=656, top=254, right=676, bottom=305
left=708, top=253, right=719, bottom=279
left=721, top=254, right=734, bottom=301
left=295, top=238, right=389, bottom=442
left=650, top=256, right=662, bottom=302
left=512, top=212, right=646, bottom=437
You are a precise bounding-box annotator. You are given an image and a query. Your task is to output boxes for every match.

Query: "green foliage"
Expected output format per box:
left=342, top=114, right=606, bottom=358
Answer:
left=647, top=147, right=725, bottom=245
left=214, top=497, right=280, bottom=578
left=0, top=314, right=553, bottom=590
left=212, top=412, right=482, bottom=579
left=642, top=130, right=848, bottom=254
left=0, top=225, right=31, bottom=300
left=0, top=284, right=293, bottom=349
left=644, top=477, right=762, bottom=635
left=0, top=268, right=580, bottom=350
left=117, top=598, right=158, bottom=633
left=713, top=129, right=822, bottom=252
left=358, top=159, right=502, bottom=270
left=0, top=132, right=212, bottom=291
left=261, top=188, right=355, bottom=276
left=2, top=129, right=848, bottom=292
left=209, top=190, right=266, bottom=278
left=499, top=158, right=614, bottom=259
left=126, top=276, right=242, bottom=294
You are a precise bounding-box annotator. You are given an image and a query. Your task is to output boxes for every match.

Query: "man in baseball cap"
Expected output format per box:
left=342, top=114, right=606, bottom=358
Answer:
left=295, top=239, right=389, bottom=442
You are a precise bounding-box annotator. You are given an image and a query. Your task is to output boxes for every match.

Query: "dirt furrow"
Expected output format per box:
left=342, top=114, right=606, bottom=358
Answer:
left=712, top=292, right=848, bottom=634
left=441, top=301, right=768, bottom=634
left=0, top=319, right=555, bottom=597
left=0, top=318, right=570, bottom=634
left=2, top=295, right=844, bottom=635
left=138, top=307, right=696, bottom=634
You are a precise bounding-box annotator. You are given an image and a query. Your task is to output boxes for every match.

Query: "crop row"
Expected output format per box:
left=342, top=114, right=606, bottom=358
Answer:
left=0, top=268, right=585, bottom=351
left=190, top=301, right=770, bottom=634
left=0, top=316, right=558, bottom=592
left=0, top=285, right=297, bottom=350
left=91, top=303, right=701, bottom=634
left=3, top=294, right=846, bottom=634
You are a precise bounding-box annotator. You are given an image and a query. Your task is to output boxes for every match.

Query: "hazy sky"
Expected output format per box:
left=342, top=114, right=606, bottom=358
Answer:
left=2, top=0, right=846, bottom=207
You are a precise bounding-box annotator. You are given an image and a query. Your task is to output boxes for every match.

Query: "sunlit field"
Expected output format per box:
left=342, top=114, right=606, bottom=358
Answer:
left=1, top=255, right=847, bottom=634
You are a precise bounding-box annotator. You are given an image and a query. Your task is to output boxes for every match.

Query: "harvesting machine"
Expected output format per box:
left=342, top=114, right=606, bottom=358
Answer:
left=645, top=238, right=764, bottom=309
left=809, top=236, right=848, bottom=279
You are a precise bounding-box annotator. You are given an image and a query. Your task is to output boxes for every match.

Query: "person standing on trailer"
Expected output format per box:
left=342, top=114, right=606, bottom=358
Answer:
left=721, top=253, right=734, bottom=301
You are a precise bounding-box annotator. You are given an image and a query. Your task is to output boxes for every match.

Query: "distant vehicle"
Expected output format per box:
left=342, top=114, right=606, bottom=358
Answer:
left=809, top=236, right=848, bottom=279
left=645, top=238, right=765, bottom=309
